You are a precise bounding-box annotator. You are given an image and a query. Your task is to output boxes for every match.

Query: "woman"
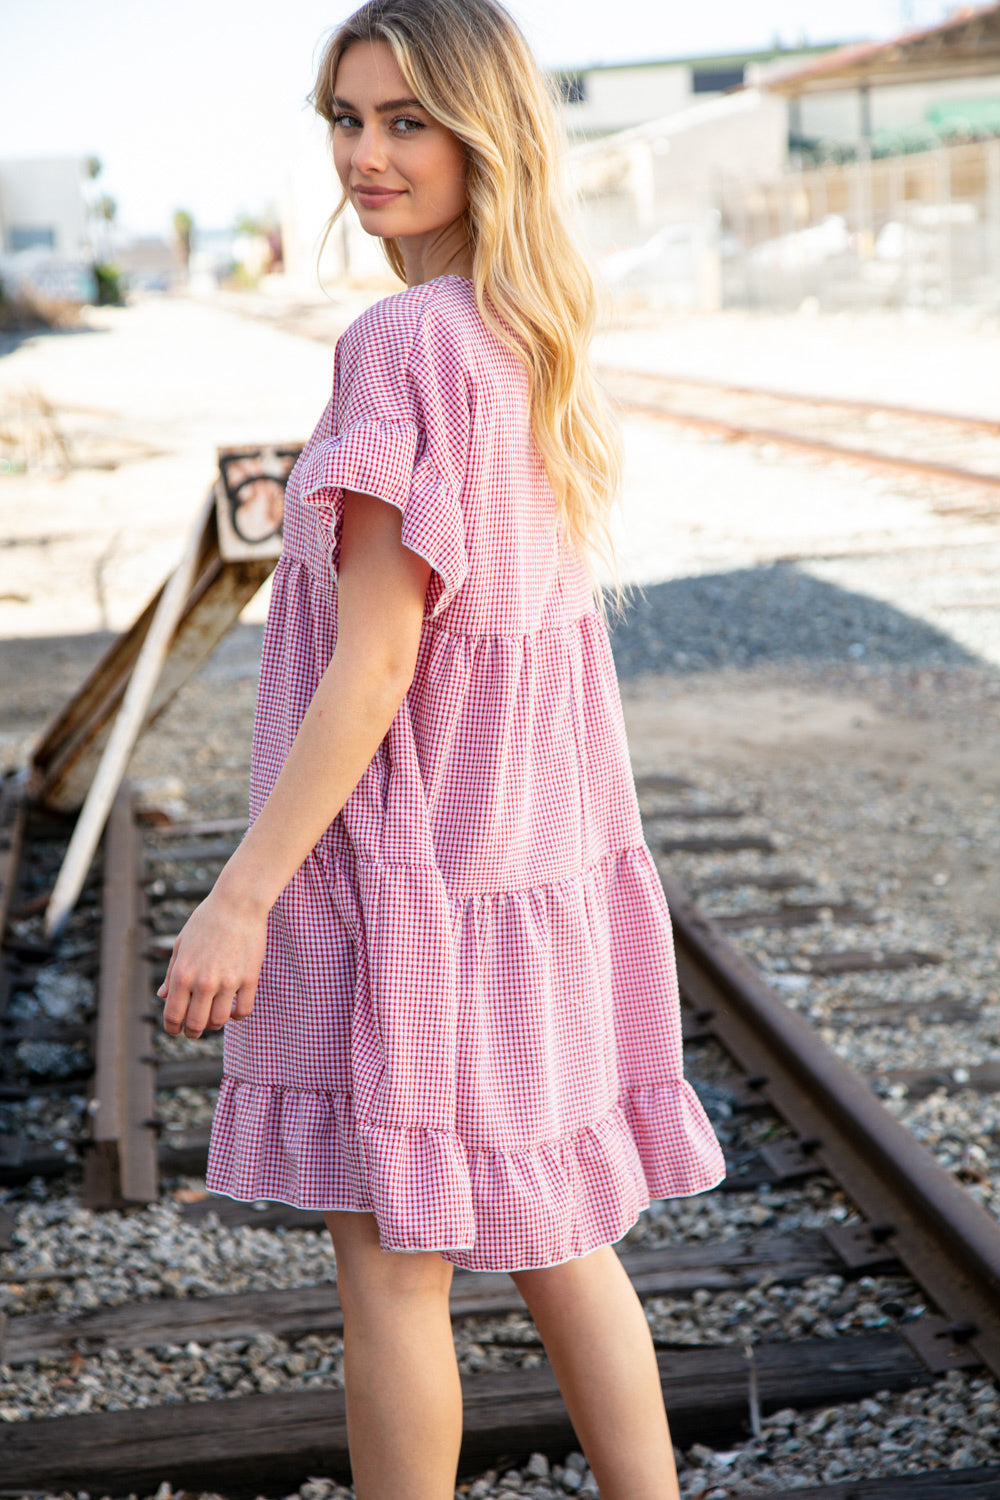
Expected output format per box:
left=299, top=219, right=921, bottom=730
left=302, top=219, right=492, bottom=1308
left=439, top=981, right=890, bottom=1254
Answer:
left=159, top=2, right=724, bottom=1495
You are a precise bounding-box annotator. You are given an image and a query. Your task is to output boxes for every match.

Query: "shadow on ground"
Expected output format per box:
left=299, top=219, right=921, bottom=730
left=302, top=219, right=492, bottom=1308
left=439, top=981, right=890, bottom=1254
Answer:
left=0, top=623, right=264, bottom=744
left=608, top=562, right=986, bottom=679
left=0, top=563, right=991, bottom=747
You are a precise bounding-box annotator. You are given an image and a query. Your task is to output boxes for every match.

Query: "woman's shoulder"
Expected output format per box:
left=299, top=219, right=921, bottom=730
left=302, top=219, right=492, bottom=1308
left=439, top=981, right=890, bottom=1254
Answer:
left=339, top=277, right=478, bottom=362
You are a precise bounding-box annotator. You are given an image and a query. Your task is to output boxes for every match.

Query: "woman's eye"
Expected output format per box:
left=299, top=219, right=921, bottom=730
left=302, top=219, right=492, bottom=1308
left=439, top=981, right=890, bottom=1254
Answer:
left=332, top=113, right=361, bottom=131
left=392, top=116, right=425, bottom=134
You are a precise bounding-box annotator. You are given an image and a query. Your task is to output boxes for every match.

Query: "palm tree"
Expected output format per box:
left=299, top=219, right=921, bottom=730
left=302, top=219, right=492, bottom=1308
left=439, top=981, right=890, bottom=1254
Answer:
left=173, top=209, right=195, bottom=273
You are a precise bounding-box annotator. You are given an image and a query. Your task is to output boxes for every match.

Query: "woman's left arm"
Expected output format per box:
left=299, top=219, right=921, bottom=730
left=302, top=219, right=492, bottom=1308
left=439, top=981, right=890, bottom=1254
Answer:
left=159, top=491, right=432, bottom=1039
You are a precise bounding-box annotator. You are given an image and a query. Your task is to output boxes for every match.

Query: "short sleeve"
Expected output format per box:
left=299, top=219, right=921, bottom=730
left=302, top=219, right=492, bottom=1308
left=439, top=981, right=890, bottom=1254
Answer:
left=296, top=293, right=471, bottom=620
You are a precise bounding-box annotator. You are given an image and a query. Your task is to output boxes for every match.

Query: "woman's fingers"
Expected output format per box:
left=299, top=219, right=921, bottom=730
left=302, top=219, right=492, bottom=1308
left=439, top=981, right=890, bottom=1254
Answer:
left=163, top=971, right=259, bottom=1038
left=156, top=941, right=179, bottom=1001
left=232, top=983, right=256, bottom=1021
left=158, top=890, right=266, bottom=1037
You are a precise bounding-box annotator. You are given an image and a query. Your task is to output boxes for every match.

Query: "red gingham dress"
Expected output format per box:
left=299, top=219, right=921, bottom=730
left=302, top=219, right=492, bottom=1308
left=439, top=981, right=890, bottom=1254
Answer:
left=206, top=274, right=725, bottom=1271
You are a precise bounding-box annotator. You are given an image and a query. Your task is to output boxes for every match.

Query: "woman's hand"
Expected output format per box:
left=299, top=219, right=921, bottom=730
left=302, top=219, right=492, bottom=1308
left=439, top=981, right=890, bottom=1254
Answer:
left=158, top=884, right=268, bottom=1039
left=156, top=491, right=429, bottom=1042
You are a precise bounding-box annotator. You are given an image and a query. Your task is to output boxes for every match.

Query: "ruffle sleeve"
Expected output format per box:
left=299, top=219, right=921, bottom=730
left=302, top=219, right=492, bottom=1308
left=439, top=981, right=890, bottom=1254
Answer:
left=296, top=291, right=472, bottom=620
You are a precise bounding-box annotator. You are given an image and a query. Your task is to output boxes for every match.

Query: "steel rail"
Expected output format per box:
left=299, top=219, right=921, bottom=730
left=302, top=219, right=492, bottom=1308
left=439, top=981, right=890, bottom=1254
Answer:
left=597, top=367, right=1000, bottom=436
left=614, top=395, right=1000, bottom=493
left=662, top=870, right=1000, bottom=1382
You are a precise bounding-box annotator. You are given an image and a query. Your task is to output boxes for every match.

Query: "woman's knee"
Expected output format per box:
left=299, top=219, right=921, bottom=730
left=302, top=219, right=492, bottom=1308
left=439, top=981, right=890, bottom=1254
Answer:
left=510, top=1244, right=618, bottom=1315
left=324, top=1211, right=453, bottom=1313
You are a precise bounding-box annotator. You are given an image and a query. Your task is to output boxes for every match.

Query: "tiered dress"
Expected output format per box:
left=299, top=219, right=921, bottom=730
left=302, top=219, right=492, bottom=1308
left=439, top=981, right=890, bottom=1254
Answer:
left=205, top=274, right=725, bottom=1272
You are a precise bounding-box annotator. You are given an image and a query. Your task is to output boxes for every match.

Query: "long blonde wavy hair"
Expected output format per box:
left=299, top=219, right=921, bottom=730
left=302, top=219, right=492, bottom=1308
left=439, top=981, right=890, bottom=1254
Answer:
left=310, top=0, right=623, bottom=596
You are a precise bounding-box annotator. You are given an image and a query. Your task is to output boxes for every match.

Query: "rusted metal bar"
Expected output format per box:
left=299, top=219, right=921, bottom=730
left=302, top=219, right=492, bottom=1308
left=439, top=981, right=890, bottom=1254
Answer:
left=599, top=366, right=1000, bottom=435
left=662, top=870, right=1000, bottom=1382
left=615, top=398, right=1000, bottom=493
left=83, top=784, right=158, bottom=1208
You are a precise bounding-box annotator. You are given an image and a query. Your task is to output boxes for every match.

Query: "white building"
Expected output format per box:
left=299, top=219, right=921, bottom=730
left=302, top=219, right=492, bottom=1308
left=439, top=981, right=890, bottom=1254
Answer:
left=0, top=157, right=96, bottom=303
left=760, top=4, right=1000, bottom=154
left=554, top=44, right=840, bottom=139
left=0, top=158, right=90, bottom=257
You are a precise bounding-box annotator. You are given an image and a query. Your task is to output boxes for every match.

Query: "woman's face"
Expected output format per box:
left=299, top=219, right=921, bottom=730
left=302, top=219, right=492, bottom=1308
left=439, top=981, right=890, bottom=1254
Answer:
left=331, top=41, right=469, bottom=258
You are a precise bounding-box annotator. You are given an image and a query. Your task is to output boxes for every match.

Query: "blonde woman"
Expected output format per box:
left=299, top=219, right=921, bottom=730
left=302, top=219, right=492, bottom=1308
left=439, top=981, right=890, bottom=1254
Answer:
left=159, top=1, right=725, bottom=1494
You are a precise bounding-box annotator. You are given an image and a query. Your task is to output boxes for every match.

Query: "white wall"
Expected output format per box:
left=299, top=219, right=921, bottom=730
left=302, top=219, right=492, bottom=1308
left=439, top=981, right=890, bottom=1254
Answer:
left=786, top=73, right=1000, bottom=145
left=561, top=63, right=693, bottom=137
left=571, top=88, right=787, bottom=237
left=0, top=158, right=90, bottom=256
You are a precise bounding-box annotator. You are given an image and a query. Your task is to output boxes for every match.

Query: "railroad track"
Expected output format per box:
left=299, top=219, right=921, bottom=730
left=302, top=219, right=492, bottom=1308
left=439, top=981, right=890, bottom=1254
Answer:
left=2, top=769, right=1000, bottom=1497
left=600, top=369, right=1000, bottom=517
left=221, top=291, right=1000, bottom=509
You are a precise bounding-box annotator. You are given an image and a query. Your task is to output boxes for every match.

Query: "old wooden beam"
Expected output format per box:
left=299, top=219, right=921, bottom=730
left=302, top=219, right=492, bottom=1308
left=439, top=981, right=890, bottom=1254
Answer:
left=29, top=486, right=278, bottom=815
left=0, top=1331, right=933, bottom=1495
left=1, top=1232, right=860, bottom=1365
left=82, top=784, right=158, bottom=1208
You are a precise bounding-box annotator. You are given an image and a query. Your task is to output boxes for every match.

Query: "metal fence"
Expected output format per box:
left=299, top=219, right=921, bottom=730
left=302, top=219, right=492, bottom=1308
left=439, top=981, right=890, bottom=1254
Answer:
left=719, top=138, right=1000, bottom=312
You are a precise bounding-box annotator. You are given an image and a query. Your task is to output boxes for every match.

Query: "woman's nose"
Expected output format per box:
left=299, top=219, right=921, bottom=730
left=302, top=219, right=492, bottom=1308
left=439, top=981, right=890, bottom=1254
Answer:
left=352, top=123, right=386, bottom=173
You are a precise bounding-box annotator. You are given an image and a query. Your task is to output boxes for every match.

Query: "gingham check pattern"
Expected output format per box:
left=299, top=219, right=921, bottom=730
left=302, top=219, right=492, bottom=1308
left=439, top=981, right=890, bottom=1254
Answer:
left=206, top=276, right=725, bottom=1270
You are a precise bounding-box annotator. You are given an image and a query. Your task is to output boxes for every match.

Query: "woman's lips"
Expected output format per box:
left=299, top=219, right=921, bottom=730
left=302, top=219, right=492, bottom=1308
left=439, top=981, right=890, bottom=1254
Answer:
left=354, top=186, right=405, bottom=206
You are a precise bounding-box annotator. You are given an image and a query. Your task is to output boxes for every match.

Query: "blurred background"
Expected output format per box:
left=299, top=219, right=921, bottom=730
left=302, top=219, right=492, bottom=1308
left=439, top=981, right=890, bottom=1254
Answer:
left=3, top=0, right=999, bottom=314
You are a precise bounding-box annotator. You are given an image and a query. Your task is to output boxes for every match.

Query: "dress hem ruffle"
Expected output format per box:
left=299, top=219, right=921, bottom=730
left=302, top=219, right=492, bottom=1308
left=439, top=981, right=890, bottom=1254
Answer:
left=205, top=1076, right=726, bottom=1273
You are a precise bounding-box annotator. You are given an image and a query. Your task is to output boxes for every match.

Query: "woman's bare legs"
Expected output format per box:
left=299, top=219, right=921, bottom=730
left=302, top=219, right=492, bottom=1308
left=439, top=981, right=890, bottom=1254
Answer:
left=511, top=1245, right=680, bottom=1500
left=323, top=1211, right=461, bottom=1500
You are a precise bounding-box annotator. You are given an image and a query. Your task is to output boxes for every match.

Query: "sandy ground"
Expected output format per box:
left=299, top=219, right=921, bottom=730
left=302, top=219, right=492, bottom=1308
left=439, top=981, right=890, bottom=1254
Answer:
left=1, top=287, right=998, bottom=946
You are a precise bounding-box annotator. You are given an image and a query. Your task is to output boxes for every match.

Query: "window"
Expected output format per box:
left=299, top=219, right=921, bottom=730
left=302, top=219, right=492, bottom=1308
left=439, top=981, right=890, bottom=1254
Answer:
left=691, top=65, right=745, bottom=94
left=8, top=226, right=57, bottom=252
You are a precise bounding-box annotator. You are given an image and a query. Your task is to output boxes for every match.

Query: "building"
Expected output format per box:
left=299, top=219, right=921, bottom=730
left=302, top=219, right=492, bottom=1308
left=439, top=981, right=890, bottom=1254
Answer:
left=726, top=4, right=1000, bottom=309
left=554, top=44, right=841, bottom=140
left=0, top=157, right=96, bottom=303
left=763, top=3, right=1000, bottom=155
left=0, top=158, right=90, bottom=257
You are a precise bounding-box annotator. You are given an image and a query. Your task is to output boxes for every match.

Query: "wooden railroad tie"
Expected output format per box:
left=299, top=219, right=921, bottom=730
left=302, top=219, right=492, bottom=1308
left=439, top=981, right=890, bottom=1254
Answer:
left=0, top=1332, right=943, bottom=1495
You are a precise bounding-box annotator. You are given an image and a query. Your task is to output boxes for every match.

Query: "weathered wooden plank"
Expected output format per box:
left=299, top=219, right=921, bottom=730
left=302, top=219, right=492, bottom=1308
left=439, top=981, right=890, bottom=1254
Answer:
left=1, top=1232, right=857, bottom=1365
left=692, top=871, right=809, bottom=892
left=146, top=818, right=247, bottom=840
left=0, top=1137, right=75, bottom=1181
left=0, top=773, right=28, bottom=946
left=711, top=902, right=876, bottom=931
left=829, top=998, right=980, bottom=1027
left=0, top=1332, right=932, bottom=1495
left=179, top=1197, right=323, bottom=1230
left=632, top=774, right=697, bottom=795
left=83, top=785, right=157, bottom=1208
left=144, top=837, right=239, bottom=863
left=657, top=834, right=776, bottom=854
left=646, top=806, right=749, bottom=823
left=790, top=948, right=943, bottom=976
left=156, top=1055, right=224, bottom=1090
left=875, top=1061, right=1000, bottom=1100
left=29, top=503, right=273, bottom=813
